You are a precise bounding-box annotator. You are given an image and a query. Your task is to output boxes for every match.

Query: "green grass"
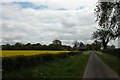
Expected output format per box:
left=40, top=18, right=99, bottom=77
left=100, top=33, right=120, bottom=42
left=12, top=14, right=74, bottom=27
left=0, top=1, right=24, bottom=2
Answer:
left=3, top=51, right=90, bottom=78
left=97, top=51, right=120, bottom=75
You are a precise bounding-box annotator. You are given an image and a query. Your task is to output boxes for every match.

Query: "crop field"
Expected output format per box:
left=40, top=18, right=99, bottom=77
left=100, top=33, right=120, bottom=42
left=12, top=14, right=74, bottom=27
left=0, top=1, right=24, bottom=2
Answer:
left=3, top=51, right=90, bottom=78
left=1, top=50, right=70, bottom=57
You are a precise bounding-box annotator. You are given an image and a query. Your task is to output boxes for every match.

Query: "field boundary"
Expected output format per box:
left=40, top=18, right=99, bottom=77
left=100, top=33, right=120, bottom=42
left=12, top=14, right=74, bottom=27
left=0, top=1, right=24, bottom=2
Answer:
left=3, top=51, right=82, bottom=71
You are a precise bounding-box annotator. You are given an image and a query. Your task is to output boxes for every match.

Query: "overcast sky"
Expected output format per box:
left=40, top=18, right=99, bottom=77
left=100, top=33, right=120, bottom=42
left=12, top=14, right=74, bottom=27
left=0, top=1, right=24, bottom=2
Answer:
left=0, top=0, right=118, bottom=47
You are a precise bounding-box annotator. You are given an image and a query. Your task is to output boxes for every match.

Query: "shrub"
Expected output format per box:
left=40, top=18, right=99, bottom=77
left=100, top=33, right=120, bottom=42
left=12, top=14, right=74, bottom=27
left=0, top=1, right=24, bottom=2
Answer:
left=100, top=49, right=120, bottom=58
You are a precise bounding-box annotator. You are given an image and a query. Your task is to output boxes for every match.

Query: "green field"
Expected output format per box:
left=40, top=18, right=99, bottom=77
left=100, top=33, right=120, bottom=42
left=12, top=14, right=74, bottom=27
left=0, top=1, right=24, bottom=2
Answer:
left=2, top=50, right=70, bottom=57
left=97, top=51, right=120, bottom=75
left=3, top=51, right=90, bottom=78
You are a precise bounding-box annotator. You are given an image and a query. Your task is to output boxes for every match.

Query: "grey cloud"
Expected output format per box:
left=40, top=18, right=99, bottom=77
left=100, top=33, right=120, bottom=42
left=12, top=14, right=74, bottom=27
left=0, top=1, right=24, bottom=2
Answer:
left=2, top=34, right=27, bottom=44
left=1, top=2, right=97, bottom=46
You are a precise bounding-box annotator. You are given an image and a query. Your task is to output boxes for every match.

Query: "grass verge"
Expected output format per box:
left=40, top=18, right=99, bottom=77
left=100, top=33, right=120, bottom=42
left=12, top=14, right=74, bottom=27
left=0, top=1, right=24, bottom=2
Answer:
left=96, top=51, right=120, bottom=75
left=3, top=51, right=90, bottom=78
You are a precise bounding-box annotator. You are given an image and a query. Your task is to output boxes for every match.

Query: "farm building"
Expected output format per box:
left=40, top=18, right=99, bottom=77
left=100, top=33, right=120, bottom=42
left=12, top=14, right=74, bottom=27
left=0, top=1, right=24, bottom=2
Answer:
left=73, top=42, right=86, bottom=51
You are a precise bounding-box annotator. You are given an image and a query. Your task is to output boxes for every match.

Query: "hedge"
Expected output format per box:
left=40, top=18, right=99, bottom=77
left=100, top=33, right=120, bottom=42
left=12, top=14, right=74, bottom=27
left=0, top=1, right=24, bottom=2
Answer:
left=100, top=49, right=120, bottom=58
left=2, top=52, right=82, bottom=71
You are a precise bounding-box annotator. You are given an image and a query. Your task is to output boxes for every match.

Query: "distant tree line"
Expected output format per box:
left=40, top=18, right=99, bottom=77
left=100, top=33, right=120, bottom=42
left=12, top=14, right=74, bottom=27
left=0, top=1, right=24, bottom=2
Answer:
left=2, top=39, right=116, bottom=50
left=2, top=40, right=72, bottom=50
left=72, top=40, right=115, bottom=51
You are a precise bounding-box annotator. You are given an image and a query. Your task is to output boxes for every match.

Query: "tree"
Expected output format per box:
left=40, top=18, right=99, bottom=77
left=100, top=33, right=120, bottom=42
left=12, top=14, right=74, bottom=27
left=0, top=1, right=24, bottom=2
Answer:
left=92, top=40, right=101, bottom=50
left=95, top=1, right=120, bottom=38
left=2, top=44, right=11, bottom=50
left=92, top=28, right=114, bottom=49
left=73, top=41, right=79, bottom=47
left=25, top=43, right=32, bottom=50
left=86, top=44, right=93, bottom=50
left=14, top=42, right=23, bottom=50
left=73, top=41, right=79, bottom=50
left=52, top=39, right=62, bottom=45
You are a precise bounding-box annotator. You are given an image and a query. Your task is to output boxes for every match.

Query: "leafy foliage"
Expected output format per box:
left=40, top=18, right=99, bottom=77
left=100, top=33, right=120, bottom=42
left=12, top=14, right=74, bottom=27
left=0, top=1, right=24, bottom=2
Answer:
left=95, top=1, right=120, bottom=38
left=92, top=28, right=114, bottom=49
left=2, top=42, right=72, bottom=50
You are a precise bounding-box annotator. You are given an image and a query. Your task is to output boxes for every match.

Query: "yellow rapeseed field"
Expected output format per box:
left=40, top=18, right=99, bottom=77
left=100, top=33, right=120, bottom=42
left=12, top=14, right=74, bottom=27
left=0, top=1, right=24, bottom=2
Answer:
left=1, top=50, right=70, bottom=57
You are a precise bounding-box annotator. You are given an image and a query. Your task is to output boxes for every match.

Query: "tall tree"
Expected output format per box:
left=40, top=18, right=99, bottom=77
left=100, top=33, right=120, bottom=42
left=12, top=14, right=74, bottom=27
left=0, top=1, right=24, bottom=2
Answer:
left=52, top=39, right=62, bottom=45
left=73, top=41, right=79, bottom=47
left=95, top=1, right=120, bottom=38
left=92, top=28, right=114, bottom=49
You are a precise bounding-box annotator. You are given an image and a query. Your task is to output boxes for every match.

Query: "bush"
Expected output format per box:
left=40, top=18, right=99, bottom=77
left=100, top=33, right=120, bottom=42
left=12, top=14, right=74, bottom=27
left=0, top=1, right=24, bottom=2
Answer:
left=100, top=49, right=120, bottom=58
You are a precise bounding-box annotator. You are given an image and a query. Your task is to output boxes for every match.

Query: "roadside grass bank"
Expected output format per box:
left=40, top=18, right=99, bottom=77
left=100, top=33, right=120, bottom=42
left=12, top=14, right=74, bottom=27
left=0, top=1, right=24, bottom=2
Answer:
left=100, top=49, right=120, bottom=58
left=96, top=51, right=120, bottom=75
left=3, top=51, right=90, bottom=78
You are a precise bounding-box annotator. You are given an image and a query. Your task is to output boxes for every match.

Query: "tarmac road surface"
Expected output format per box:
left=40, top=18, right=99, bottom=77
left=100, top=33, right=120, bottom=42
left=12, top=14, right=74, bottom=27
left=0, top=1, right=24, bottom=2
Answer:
left=83, top=52, right=119, bottom=79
